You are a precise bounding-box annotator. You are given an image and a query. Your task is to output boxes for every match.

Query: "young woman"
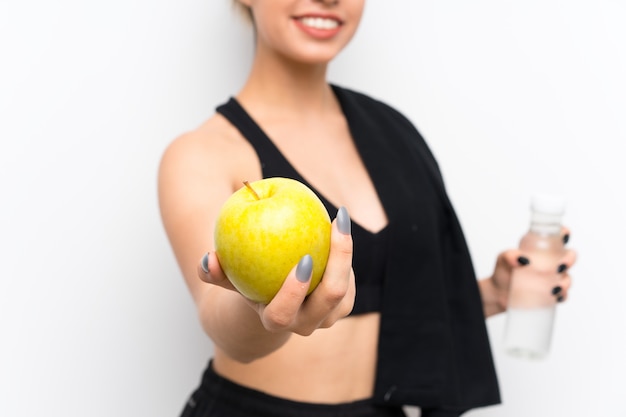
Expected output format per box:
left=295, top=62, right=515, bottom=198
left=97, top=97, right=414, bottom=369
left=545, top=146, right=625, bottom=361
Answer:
left=158, top=1, right=576, bottom=416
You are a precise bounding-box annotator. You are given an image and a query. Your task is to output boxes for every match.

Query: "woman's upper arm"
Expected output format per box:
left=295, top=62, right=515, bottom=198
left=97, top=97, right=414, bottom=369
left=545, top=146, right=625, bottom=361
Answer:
left=157, top=127, right=239, bottom=305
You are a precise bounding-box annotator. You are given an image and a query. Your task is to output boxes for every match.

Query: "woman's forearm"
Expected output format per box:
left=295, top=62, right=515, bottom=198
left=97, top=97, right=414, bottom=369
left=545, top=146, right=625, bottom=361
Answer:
left=198, top=287, right=292, bottom=363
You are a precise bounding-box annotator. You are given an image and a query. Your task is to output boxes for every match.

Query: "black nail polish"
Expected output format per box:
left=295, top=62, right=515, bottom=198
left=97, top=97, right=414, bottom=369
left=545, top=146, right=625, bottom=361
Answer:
left=517, top=256, right=530, bottom=266
left=551, top=286, right=562, bottom=295
left=557, top=264, right=567, bottom=273
left=201, top=253, right=209, bottom=273
left=563, top=234, right=570, bottom=245
left=557, top=295, right=564, bottom=303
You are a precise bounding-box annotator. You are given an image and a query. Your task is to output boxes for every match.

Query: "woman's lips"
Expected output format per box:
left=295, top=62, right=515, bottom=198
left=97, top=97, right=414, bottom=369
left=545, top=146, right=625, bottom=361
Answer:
left=293, top=15, right=343, bottom=39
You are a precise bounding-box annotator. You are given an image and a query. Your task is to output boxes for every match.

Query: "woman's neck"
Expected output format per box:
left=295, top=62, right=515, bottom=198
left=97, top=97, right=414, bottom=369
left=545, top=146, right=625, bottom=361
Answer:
left=237, top=51, right=336, bottom=116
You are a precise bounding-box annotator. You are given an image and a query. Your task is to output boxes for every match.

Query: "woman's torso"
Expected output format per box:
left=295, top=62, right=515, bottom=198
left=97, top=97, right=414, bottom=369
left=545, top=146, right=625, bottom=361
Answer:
left=207, top=90, right=387, bottom=403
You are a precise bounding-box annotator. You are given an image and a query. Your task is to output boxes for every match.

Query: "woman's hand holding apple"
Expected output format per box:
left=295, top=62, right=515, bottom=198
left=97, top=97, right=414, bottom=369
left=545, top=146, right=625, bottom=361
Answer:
left=198, top=206, right=355, bottom=337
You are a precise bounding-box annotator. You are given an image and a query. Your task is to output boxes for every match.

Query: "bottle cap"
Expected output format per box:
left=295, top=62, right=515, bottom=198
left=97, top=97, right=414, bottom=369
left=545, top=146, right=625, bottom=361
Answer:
left=531, top=194, right=566, bottom=215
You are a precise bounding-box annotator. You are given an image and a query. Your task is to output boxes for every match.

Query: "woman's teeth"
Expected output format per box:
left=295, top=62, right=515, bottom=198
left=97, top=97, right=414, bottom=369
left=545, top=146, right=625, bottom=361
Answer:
left=299, top=17, right=339, bottom=30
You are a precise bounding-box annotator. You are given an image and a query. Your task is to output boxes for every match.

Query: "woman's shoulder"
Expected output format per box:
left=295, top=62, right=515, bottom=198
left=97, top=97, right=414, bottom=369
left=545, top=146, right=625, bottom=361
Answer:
left=331, top=84, right=412, bottom=122
left=172, top=109, right=242, bottom=146
left=331, top=84, right=422, bottom=143
left=331, top=84, right=441, bottom=169
left=158, top=111, right=261, bottom=193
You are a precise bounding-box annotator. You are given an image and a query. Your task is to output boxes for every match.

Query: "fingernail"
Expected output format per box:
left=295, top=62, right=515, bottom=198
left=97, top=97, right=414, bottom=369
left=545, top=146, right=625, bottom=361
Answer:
left=337, top=206, right=351, bottom=235
left=201, top=253, right=209, bottom=273
left=551, top=286, right=562, bottom=295
left=557, top=295, right=564, bottom=303
left=296, top=254, right=313, bottom=283
left=557, top=264, right=567, bottom=273
left=517, top=256, right=530, bottom=266
left=563, top=234, right=570, bottom=245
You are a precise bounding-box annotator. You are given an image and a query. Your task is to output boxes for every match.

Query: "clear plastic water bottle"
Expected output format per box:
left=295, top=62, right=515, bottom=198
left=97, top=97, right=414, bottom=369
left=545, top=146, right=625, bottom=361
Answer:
left=503, top=194, right=566, bottom=359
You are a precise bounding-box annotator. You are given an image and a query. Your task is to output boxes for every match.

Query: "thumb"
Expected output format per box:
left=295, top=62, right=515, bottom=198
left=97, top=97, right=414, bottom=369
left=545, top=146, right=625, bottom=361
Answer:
left=499, top=249, right=528, bottom=269
left=197, top=252, right=237, bottom=292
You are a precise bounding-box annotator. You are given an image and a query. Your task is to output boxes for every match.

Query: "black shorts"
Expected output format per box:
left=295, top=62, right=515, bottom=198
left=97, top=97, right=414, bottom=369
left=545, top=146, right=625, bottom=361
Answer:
left=180, top=360, right=407, bottom=417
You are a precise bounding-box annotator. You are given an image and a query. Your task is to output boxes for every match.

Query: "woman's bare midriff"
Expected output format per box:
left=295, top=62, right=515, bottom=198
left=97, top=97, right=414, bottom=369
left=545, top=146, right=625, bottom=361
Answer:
left=212, top=312, right=381, bottom=403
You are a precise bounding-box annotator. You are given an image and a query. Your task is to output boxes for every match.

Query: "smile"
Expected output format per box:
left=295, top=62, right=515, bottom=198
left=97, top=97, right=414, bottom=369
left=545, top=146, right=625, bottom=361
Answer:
left=297, top=17, right=341, bottom=30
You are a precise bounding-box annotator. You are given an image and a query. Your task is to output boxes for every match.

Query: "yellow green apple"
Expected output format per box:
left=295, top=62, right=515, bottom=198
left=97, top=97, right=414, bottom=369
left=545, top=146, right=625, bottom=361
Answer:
left=214, top=177, right=331, bottom=304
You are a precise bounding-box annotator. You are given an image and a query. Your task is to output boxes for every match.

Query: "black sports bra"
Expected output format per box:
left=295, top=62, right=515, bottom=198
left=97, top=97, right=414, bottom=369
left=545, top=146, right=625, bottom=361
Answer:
left=216, top=97, right=387, bottom=315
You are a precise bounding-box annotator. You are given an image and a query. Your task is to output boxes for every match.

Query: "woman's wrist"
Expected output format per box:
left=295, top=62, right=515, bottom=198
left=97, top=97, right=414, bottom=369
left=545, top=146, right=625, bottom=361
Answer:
left=199, top=288, right=292, bottom=363
left=479, top=277, right=507, bottom=318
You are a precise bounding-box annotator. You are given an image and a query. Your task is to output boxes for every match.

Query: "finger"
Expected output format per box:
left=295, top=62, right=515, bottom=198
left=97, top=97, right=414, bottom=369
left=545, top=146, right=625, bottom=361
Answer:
left=553, top=273, right=572, bottom=303
left=318, top=268, right=356, bottom=328
left=560, top=226, right=571, bottom=245
left=562, top=248, right=577, bottom=265
left=557, top=249, right=578, bottom=273
left=197, top=252, right=238, bottom=292
left=500, top=249, right=528, bottom=268
left=302, top=207, right=353, bottom=318
left=261, top=254, right=313, bottom=332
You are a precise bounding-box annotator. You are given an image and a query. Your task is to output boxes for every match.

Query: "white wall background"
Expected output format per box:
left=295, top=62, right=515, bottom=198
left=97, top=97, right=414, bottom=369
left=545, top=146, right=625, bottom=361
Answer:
left=1, top=1, right=624, bottom=416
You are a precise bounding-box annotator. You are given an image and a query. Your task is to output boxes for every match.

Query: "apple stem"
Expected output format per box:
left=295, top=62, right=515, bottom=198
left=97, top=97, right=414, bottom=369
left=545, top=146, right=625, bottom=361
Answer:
left=243, top=181, right=260, bottom=200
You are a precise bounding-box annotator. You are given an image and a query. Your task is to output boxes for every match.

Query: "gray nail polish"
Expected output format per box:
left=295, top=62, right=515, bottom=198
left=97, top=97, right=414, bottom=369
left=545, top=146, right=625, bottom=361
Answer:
left=296, top=254, right=313, bottom=283
left=337, top=206, right=351, bottom=235
left=201, top=253, right=209, bottom=273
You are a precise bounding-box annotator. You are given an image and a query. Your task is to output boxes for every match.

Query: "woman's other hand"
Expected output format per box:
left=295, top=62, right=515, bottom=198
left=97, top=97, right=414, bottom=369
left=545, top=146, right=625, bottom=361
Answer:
left=480, top=226, right=577, bottom=317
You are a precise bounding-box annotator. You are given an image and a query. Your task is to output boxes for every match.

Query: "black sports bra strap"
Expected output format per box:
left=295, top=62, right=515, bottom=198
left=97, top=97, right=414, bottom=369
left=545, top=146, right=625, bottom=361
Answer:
left=216, top=98, right=283, bottom=170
